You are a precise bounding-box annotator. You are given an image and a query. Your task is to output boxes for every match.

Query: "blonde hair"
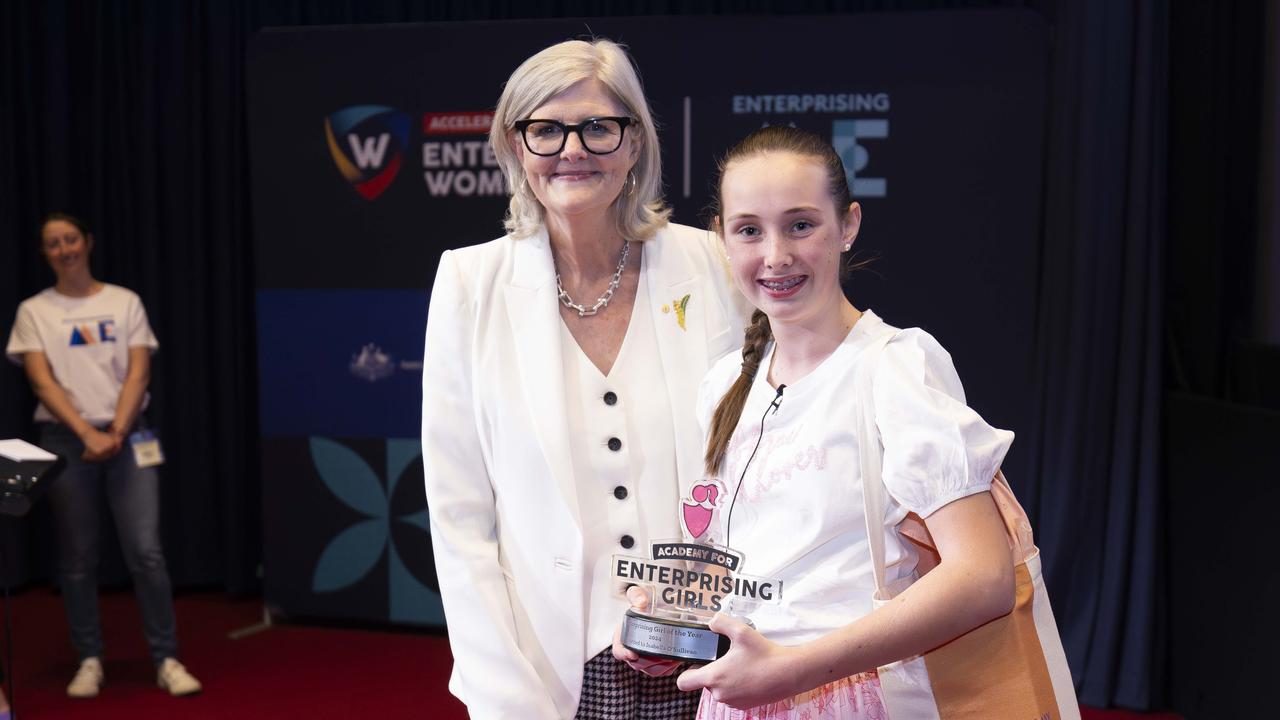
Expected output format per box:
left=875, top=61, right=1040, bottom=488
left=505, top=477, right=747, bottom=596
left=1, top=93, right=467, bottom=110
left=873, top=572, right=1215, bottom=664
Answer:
left=489, top=38, right=670, bottom=240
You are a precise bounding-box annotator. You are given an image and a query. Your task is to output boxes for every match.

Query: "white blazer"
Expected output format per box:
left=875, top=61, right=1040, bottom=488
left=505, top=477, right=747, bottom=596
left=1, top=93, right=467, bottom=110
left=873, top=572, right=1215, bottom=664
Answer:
left=422, top=223, right=748, bottom=719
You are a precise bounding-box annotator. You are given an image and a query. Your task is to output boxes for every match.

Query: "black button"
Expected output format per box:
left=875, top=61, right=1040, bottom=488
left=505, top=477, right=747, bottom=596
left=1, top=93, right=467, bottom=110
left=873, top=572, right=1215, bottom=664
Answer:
left=603, top=391, right=618, bottom=406
left=613, top=486, right=628, bottom=500
left=620, top=535, right=635, bottom=549
left=607, top=437, right=622, bottom=452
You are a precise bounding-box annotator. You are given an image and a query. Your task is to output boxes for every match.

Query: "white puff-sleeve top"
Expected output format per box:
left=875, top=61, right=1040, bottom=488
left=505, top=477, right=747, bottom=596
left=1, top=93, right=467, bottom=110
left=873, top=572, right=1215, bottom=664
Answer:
left=693, top=310, right=1014, bottom=645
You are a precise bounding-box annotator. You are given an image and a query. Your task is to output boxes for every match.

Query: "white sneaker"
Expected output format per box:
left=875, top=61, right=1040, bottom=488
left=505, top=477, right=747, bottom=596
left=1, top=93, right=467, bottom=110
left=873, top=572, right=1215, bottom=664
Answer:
left=67, top=657, right=104, bottom=698
left=156, top=658, right=202, bottom=696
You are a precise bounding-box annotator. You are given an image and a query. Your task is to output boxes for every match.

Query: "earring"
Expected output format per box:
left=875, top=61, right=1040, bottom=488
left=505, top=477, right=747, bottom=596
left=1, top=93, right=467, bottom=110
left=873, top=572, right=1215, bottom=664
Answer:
left=843, top=243, right=852, bottom=251
left=625, top=171, right=637, bottom=197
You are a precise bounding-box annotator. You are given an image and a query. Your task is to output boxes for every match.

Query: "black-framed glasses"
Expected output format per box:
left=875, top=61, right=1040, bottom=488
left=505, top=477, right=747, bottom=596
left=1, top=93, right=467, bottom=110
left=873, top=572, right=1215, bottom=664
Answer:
left=513, top=116, right=637, bottom=156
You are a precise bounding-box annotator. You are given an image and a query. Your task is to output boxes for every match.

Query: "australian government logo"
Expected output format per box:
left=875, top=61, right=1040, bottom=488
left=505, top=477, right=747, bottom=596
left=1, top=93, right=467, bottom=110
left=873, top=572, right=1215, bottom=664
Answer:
left=730, top=92, right=890, bottom=198
left=326, top=106, right=506, bottom=200
left=349, top=342, right=422, bottom=383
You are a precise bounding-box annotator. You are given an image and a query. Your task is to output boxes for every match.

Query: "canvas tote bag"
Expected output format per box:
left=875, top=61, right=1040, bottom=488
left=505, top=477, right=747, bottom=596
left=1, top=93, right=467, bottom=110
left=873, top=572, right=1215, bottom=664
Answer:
left=855, top=332, right=1079, bottom=720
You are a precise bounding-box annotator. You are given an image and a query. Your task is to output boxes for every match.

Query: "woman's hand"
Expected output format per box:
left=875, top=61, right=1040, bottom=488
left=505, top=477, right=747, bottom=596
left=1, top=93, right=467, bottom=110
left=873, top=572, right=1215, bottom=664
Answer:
left=80, top=428, right=121, bottom=462
left=612, top=586, right=683, bottom=677
left=676, top=613, right=802, bottom=710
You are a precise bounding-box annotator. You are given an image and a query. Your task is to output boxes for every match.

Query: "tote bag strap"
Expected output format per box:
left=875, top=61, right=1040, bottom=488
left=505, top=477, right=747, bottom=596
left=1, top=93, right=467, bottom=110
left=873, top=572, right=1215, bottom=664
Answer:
left=855, top=331, right=897, bottom=596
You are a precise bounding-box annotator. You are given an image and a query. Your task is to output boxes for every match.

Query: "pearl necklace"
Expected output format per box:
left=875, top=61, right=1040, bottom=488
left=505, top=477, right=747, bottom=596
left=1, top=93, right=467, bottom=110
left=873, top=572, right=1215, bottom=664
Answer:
left=555, top=240, right=631, bottom=317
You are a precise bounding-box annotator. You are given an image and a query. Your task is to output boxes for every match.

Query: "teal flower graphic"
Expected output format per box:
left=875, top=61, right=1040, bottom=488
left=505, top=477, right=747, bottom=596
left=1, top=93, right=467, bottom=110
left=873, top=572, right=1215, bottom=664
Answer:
left=308, top=437, right=443, bottom=624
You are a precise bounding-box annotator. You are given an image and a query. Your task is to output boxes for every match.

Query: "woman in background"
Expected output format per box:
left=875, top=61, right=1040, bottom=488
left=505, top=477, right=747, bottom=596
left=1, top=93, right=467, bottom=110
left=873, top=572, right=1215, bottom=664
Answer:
left=5, top=213, right=201, bottom=699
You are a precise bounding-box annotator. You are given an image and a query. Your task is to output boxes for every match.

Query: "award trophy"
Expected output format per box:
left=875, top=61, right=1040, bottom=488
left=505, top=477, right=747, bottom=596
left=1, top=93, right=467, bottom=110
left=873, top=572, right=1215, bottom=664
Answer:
left=613, top=480, right=783, bottom=663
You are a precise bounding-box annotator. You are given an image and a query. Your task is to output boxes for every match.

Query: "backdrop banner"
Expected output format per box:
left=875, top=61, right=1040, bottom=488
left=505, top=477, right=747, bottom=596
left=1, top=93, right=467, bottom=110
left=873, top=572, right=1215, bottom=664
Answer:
left=248, top=11, right=1047, bottom=627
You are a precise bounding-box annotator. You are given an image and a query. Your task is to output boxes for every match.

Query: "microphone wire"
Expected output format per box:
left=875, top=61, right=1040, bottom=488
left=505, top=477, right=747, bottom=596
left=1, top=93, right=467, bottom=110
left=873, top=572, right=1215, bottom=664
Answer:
left=724, top=384, right=785, bottom=549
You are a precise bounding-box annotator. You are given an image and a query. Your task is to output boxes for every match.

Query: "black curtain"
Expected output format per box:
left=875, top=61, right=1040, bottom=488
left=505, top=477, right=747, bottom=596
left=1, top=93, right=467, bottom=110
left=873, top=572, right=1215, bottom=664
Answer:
left=0, top=0, right=260, bottom=592
left=1024, top=1, right=1169, bottom=710
left=1167, top=0, right=1269, bottom=399
left=1, top=0, right=1187, bottom=711
left=1164, top=2, right=1272, bottom=719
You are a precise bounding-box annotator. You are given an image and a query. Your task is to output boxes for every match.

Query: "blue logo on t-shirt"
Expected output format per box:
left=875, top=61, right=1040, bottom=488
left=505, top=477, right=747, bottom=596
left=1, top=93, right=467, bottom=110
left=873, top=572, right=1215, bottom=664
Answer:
left=68, top=320, right=116, bottom=346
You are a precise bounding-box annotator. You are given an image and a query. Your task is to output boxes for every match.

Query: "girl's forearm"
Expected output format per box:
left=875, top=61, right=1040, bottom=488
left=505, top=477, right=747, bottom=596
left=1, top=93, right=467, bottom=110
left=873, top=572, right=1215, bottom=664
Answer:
left=793, top=556, right=1014, bottom=693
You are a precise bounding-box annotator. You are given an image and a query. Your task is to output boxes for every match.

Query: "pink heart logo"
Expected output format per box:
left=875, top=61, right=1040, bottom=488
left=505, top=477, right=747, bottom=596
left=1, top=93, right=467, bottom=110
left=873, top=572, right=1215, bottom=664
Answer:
left=691, top=484, right=719, bottom=505
left=682, top=502, right=713, bottom=539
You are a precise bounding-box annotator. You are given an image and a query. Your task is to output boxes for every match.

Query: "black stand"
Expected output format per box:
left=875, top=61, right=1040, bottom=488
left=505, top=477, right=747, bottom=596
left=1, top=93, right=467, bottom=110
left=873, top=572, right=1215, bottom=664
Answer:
left=1, top=446, right=67, bottom=720
left=0, top=453, right=63, bottom=519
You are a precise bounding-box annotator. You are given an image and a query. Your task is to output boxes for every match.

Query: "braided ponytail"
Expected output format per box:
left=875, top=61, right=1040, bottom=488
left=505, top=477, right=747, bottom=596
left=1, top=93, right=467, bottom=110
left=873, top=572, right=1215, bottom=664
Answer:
left=704, top=309, right=772, bottom=475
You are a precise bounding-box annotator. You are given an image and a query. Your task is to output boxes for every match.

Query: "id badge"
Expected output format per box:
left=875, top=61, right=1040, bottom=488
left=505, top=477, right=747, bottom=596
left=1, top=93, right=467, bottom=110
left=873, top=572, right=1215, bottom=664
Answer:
left=129, top=430, right=165, bottom=468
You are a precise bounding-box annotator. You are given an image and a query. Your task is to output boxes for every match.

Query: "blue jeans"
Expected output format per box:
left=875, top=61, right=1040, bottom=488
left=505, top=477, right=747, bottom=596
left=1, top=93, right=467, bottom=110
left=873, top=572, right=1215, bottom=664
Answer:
left=40, top=423, right=178, bottom=666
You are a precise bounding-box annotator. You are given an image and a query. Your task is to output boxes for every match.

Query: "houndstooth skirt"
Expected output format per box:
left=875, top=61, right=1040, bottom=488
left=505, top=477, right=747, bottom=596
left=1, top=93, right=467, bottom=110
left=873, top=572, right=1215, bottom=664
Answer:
left=574, top=647, right=701, bottom=720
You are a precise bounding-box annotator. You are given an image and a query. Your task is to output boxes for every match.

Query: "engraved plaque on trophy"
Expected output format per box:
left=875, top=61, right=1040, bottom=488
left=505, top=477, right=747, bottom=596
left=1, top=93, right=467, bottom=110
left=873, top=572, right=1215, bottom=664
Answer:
left=613, top=480, right=782, bottom=663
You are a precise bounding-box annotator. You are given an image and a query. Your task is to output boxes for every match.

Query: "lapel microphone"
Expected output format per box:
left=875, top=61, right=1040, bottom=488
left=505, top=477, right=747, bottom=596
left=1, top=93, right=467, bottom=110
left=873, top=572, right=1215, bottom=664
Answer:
left=726, top=383, right=787, bottom=547
left=769, top=384, right=787, bottom=415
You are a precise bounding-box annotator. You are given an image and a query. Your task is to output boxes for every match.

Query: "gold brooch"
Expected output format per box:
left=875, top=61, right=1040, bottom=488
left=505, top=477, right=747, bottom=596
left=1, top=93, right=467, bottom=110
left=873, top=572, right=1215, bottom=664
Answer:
left=673, top=294, right=691, bottom=331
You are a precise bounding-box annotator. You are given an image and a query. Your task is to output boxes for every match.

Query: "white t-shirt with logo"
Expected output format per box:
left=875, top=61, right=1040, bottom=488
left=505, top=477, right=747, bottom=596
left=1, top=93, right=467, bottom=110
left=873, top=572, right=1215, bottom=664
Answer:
left=694, top=310, right=1013, bottom=646
left=6, top=284, right=159, bottom=424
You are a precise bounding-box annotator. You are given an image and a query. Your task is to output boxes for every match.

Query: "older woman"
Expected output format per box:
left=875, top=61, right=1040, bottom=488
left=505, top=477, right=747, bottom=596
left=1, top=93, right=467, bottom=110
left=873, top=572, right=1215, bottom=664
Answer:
left=421, top=39, right=747, bottom=719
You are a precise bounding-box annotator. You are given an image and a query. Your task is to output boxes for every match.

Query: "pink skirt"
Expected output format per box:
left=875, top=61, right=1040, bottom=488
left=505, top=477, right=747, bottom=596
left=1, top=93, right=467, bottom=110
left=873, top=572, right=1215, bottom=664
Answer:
left=695, top=671, right=887, bottom=720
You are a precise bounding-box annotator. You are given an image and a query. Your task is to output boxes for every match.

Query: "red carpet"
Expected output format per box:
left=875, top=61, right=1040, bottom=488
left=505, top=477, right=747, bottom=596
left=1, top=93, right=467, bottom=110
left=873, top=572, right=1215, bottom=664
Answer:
left=3, top=587, right=465, bottom=719
left=0, top=588, right=1179, bottom=719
